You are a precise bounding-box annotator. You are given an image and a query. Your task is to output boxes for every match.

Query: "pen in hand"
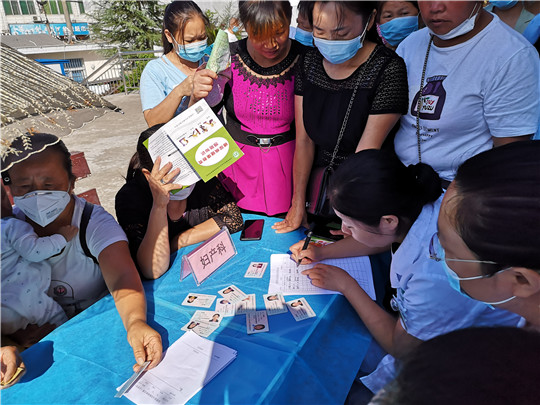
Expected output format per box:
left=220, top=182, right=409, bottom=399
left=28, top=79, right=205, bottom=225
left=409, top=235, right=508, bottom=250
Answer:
left=297, top=230, right=313, bottom=267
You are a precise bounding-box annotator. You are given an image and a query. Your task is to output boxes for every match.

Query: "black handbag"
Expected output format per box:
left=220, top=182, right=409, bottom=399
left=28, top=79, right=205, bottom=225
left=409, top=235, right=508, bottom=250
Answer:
left=305, top=74, right=362, bottom=218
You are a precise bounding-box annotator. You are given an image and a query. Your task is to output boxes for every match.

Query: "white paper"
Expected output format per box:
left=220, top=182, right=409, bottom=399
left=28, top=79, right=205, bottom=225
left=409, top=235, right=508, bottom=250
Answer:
left=268, top=254, right=376, bottom=300
left=124, top=331, right=237, bottom=405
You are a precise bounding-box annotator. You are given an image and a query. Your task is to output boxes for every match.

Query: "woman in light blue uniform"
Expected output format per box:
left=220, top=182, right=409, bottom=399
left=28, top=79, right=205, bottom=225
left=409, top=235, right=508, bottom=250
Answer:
left=290, top=150, right=520, bottom=399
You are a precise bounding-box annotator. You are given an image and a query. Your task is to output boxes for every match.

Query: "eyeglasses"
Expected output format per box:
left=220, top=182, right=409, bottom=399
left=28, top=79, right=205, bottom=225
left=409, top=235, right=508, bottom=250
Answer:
left=429, top=232, right=498, bottom=265
left=429, top=232, right=513, bottom=281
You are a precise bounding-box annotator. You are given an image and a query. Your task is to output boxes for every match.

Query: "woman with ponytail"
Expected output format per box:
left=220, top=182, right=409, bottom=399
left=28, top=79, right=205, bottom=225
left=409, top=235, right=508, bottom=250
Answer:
left=140, top=1, right=217, bottom=127
left=289, top=149, right=519, bottom=397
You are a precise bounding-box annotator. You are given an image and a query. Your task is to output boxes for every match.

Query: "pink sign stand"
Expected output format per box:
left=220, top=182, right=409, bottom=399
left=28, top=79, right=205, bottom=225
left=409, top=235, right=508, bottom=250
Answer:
left=180, top=227, right=237, bottom=286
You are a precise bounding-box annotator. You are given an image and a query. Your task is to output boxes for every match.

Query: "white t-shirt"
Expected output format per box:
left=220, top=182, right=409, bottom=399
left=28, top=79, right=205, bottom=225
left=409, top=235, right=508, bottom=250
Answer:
left=361, top=196, right=521, bottom=393
left=1, top=217, right=68, bottom=332
left=14, top=196, right=128, bottom=318
left=394, top=15, right=539, bottom=181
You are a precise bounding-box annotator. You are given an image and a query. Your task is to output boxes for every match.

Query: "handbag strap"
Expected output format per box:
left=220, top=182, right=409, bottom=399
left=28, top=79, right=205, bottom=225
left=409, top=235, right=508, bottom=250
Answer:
left=328, top=70, right=363, bottom=170
left=415, top=35, right=434, bottom=163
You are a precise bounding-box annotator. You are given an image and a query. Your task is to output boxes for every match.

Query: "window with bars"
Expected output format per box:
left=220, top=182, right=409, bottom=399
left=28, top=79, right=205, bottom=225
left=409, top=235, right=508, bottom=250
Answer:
left=64, top=58, right=86, bottom=83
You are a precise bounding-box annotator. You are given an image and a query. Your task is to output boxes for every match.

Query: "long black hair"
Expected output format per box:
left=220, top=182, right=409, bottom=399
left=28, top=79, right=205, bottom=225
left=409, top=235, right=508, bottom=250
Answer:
left=451, top=140, right=540, bottom=273
left=328, top=149, right=442, bottom=234
left=162, top=1, right=208, bottom=54
left=126, top=124, right=163, bottom=180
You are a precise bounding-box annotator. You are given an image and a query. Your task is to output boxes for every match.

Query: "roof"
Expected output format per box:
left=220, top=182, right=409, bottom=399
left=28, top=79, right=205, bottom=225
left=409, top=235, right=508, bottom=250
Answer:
left=0, top=33, right=65, bottom=48
left=0, top=42, right=120, bottom=159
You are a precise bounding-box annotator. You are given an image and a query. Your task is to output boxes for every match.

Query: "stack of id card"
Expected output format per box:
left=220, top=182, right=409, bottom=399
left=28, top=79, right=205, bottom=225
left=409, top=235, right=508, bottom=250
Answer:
left=181, top=310, right=223, bottom=337
left=286, top=297, right=316, bottom=321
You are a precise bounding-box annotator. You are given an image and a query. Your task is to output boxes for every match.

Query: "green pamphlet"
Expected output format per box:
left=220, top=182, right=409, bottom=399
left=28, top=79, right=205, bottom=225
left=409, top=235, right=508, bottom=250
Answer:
left=144, top=99, right=243, bottom=187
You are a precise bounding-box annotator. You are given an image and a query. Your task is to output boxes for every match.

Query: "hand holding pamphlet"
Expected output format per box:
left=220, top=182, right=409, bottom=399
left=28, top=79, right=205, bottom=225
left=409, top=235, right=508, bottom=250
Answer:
left=144, top=99, right=243, bottom=190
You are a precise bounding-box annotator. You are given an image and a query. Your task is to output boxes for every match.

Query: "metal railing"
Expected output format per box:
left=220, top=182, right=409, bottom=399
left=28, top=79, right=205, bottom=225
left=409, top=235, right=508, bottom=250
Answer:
left=82, top=49, right=161, bottom=96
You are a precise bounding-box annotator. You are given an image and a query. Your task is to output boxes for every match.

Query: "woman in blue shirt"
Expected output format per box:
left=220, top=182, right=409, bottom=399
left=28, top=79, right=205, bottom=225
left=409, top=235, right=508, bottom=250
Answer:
left=140, top=1, right=217, bottom=127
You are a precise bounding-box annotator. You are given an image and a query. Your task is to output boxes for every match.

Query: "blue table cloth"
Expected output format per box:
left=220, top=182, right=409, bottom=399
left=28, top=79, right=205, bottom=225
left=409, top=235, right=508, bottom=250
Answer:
left=3, top=215, right=378, bottom=404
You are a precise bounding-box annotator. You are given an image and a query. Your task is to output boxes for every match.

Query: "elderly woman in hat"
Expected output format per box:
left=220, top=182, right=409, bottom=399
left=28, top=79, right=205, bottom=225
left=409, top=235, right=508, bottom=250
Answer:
left=1, top=133, right=162, bottom=372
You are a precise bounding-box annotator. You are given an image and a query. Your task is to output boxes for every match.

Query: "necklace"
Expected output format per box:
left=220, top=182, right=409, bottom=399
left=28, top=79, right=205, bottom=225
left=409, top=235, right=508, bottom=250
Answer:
left=415, top=35, right=434, bottom=163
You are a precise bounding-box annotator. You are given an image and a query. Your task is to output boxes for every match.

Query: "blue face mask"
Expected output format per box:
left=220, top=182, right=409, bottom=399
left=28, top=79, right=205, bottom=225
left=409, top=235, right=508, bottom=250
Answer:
left=232, top=26, right=239, bottom=33
left=294, top=26, right=314, bottom=47
left=431, top=235, right=517, bottom=309
left=173, top=37, right=207, bottom=63
left=378, top=15, right=418, bottom=47
left=490, top=1, right=519, bottom=10
left=313, top=15, right=371, bottom=64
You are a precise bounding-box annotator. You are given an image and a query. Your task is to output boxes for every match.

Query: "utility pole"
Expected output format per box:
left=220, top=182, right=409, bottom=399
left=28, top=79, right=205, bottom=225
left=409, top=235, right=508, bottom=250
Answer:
left=36, top=1, right=52, bottom=36
left=61, top=0, right=73, bottom=43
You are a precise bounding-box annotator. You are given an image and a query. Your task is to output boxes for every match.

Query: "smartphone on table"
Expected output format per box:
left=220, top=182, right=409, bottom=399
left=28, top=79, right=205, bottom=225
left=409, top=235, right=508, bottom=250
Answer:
left=240, top=219, right=264, bottom=241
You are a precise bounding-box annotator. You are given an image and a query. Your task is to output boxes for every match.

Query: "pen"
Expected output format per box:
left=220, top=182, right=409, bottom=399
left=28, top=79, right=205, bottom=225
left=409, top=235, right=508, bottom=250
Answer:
left=297, top=229, right=313, bottom=267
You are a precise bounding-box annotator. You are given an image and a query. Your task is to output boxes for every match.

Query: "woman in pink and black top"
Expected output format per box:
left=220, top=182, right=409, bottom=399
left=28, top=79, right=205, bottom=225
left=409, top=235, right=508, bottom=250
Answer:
left=218, top=1, right=308, bottom=216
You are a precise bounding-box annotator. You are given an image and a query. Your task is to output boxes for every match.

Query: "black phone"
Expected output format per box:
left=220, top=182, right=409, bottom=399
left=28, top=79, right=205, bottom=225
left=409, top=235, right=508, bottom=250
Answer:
left=240, top=219, right=264, bottom=241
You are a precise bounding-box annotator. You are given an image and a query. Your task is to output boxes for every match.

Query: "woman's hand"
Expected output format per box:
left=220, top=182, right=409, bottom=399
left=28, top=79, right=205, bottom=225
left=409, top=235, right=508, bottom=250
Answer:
left=289, top=239, right=323, bottom=265
left=175, top=75, right=194, bottom=98
left=1, top=346, right=25, bottom=389
left=142, top=156, right=183, bottom=209
left=302, top=264, right=354, bottom=294
left=272, top=201, right=308, bottom=234
left=190, top=69, right=218, bottom=104
left=127, top=320, right=163, bottom=372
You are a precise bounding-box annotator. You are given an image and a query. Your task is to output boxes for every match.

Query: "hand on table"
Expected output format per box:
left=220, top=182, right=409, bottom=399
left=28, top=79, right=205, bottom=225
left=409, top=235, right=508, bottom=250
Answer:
left=301, top=264, right=354, bottom=294
left=127, top=320, right=163, bottom=372
left=289, top=239, right=322, bottom=265
left=272, top=203, right=308, bottom=234
left=142, top=156, right=183, bottom=209
left=1, top=346, right=25, bottom=389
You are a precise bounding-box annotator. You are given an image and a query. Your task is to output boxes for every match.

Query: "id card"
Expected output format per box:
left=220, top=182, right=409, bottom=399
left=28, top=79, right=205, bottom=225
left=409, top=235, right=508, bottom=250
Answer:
left=244, top=262, right=268, bottom=278
left=181, top=293, right=216, bottom=308
left=180, top=320, right=219, bottom=337
left=190, top=310, right=223, bottom=325
left=263, top=293, right=288, bottom=316
left=215, top=299, right=236, bottom=317
left=286, top=297, right=316, bottom=321
left=235, top=294, right=256, bottom=315
left=246, top=310, right=269, bottom=334
left=218, top=285, right=247, bottom=303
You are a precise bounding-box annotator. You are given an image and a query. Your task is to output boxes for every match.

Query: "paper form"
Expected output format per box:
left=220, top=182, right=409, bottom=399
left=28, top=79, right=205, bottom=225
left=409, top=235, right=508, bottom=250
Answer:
left=123, top=331, right=237, bottom=405
left=268, top=254, right=376, bottom=300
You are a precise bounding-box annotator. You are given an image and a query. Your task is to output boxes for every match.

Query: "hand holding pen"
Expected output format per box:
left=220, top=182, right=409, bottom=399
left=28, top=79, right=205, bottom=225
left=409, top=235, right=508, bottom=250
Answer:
left=296, top=230, right=313, bottom=267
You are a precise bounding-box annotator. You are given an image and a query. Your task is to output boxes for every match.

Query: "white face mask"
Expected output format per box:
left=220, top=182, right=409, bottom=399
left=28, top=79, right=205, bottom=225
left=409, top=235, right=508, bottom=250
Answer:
left=13, top=189, right=71, bottom=227
left=169, top=184, right=195, bottom=200
left=428, top=3, right=480, bottom=41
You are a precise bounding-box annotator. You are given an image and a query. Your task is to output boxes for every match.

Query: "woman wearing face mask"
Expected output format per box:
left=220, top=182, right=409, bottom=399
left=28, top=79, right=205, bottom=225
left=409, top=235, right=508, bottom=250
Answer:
left=1, top=133, right=163, bottom=373
left=376, top=1, right=420, bottom=50
left=393, top=1, right=539, bottom=186
left=289, top=149, right=520, bottom=396
left=140, top=1, right=217, bottom=127
left=291, top=1, right=315, bottom=47
left=273, top=1, right=409, bottom=233
left=436, top=141, right=540, bottom=331
left=115, top=125, right=243, bottom=280
left=217, top=1, right=308, bottom=216
left=485, top=0, right=535, bottom=34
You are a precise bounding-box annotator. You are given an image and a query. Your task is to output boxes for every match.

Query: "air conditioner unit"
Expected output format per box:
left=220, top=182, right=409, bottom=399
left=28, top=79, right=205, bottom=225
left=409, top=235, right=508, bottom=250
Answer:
left=33, top=16, right=44, bottom=22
